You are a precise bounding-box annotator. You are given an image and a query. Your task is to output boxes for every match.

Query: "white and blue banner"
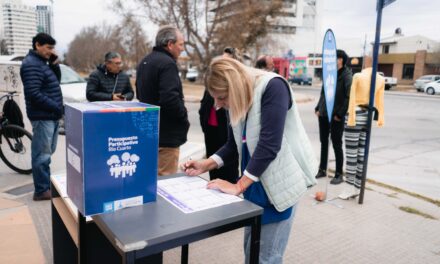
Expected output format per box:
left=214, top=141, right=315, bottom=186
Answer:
left=322, top=29, right=338, bottom=123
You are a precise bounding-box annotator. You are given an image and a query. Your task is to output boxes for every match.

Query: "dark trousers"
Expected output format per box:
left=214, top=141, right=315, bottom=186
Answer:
left=318, top=116, right=345, bottom=174
left=204, top=124, right=239, bottom=183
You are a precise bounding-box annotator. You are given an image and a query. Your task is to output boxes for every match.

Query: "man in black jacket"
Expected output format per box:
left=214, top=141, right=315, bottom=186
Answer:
left=21, top=33, right=63, bottom=201
left=86, top=52, right=134, bottom=102
left=136, top=25, right=189, bottom=176
left=315, top=49, right=352, bottom=184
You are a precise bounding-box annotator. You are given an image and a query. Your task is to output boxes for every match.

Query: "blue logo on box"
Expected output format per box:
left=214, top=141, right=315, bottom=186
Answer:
left=107, top=152, right=140, bottom=178
left=103, top=202, right=114, bottom=213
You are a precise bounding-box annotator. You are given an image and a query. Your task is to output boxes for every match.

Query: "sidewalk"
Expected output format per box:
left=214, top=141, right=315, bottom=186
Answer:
left=2, top=176, right=439, bottom=263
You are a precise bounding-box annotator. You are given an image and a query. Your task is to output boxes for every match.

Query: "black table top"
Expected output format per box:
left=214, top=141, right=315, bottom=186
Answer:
left=92, top=176, right=263, bottom=253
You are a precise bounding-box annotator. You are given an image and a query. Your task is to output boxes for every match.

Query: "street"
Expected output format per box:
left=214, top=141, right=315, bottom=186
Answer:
left=292, top=85, right=440, bottom=200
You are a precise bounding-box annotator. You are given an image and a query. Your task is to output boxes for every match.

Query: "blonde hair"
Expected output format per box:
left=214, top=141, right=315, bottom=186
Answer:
left=205, top=58, right=265, bottom=125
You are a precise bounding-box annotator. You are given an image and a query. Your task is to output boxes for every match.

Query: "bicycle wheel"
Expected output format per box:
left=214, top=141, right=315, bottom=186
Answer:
left=0, top=124, right=33, bottom=174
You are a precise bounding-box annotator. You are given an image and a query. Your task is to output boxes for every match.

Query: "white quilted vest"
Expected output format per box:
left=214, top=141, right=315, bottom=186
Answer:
left=232, top=73, right=318, bottom=211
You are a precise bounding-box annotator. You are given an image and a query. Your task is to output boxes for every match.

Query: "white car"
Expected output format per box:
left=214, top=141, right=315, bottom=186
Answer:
left=58, top=64, right=87, bottom=134
left=59, top=64, right=87, bottom=103
left=186, top=68, right=198, bottom=82
left=1, top=57, right=87, bottom=134
left=414, top=75, right=440, bottom=92
left=423, top=80, right=440, bottom=95
left=378, top=72, right=397, bottom=90
left=0, top=56, right=87, bottom=103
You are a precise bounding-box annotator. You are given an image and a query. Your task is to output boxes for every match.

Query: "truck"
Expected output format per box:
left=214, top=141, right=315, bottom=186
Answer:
left=378, top=72, right=397, bottom=90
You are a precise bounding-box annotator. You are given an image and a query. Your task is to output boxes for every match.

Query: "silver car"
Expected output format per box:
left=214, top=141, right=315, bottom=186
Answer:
left=414, top=75, right=440, bottom=92
left=424, top=80, right=440, bottom=95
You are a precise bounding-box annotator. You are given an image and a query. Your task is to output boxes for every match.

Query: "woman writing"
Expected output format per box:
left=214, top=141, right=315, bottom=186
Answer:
left=198, top=47, right=241, bottom=183
left=182, top=58, right=317, bottom=263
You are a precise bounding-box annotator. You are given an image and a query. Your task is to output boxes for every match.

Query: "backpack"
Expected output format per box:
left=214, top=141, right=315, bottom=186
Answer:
left=2, top=98, right=25, bottom=137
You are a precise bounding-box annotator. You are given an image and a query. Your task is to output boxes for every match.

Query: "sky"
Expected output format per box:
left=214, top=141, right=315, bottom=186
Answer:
left=321, top=0, right=440, bottom=55
left=21, top=0, right=440, bottom=55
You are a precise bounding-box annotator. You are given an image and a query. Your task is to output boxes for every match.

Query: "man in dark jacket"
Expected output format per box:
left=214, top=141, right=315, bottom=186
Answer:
left=136, top=25, right=189, bottom=176
left=314, top=49, right=352, bottom=184
left=86, top=52, right=134, bottom=101
left=20, top=33, right=63, bottom=201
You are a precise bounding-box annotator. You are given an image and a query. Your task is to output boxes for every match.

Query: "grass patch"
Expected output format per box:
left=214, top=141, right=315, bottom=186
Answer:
left=398, top=206, right=437, bottom=220
left=367, top=179, right=440, bottom=207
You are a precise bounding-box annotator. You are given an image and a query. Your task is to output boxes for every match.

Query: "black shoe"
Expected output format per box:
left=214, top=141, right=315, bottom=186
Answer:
left=33, top=190, right=51, bottom=201
left=330, top=173, right=344, bottom=185
left=315, top=169, right=326, bottom=179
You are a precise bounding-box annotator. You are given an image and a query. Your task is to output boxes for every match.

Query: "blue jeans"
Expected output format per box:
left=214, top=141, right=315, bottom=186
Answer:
left=244, top=204, right=297, bottom=264
left=31, top=120, right=59, bottom=194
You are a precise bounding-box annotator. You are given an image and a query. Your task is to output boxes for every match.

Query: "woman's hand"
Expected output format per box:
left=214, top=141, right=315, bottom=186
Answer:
left=180, top=158, right=218, bottom=176
left=207, top=178, right=241, bottom=196
left=207, top=176, right=254, bottom=196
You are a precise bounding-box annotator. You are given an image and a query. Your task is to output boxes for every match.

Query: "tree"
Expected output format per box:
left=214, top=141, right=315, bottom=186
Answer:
left=113, top=16, right=151, bottom=69
left=65, top=24, right=119, bottom=72
left=0, top=38, right=10, bottom=55
left=113, top=0, right=282, bottom=72
left=65, top=19, right=151, bottom=72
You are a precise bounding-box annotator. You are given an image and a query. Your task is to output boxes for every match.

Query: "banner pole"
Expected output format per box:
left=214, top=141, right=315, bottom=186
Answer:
left=358, top=0, right=384, bottom=204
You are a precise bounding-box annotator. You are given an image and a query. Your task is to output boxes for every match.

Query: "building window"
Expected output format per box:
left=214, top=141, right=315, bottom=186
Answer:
left=382, top=45, right=390, bottom=54
left=402, top=64, right=414, bottom=80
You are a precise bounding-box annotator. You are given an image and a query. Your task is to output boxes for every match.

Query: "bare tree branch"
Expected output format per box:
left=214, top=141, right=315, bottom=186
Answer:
left=114, top=0, right=282, bottom=74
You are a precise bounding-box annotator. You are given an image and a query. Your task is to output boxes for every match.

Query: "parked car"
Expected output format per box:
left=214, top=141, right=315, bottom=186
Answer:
left=186, top=68, right=199, bottom=82
left=423, top=80, right=440, bottom=95
left=0, top=56, right=87, bottom=103
left=0, top=57, right=87, bottom=134
left=289, top=74, right=312, bottom=85
left=378, top=72, right=397, bottom=90
left=59, top=64, right=87, bottom=103
left=414, top=75, right=440, bottom=92
left=55, top=64, right=88, bottom=134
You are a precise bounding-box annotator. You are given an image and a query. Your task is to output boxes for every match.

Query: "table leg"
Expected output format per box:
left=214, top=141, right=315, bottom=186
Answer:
left=78, top=211, right=87, bottom=264
left=181, top=244, right=189, bottom=264
left=125, top=252, right=136, bottom=264
left=249, top=215, right=261, bottom=264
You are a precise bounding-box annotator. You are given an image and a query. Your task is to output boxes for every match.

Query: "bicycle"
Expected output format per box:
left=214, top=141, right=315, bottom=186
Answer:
left=0, top=91, right=33, bottom=174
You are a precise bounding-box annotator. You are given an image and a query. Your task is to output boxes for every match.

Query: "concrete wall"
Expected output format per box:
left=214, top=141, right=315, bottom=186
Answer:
left=413, top=50, right=427, bottom=80
left=393, top=63, right=403, bottom=81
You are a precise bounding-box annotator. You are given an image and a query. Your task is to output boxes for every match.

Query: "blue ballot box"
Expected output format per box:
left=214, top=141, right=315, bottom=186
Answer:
left=65, top=102, right=159, bottom=216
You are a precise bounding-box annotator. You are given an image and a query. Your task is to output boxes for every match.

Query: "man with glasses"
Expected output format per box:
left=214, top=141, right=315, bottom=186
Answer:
left=86, top=52, right=134, bottom=102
